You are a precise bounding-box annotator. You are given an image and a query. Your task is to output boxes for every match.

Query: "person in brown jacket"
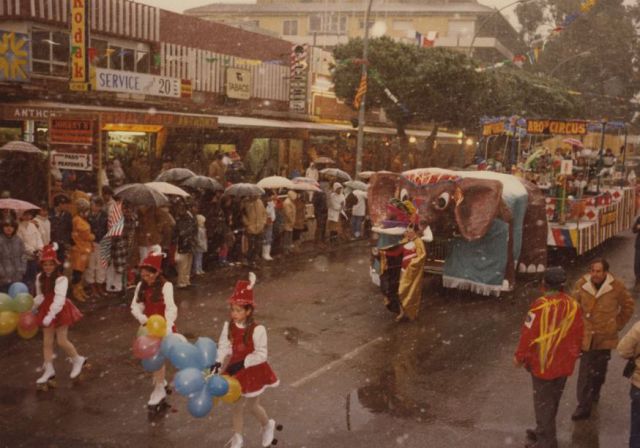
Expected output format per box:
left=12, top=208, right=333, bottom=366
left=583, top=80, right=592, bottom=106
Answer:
left=208, top=153, right=227, bottom=186
left=571, top=257, right=635, bottom=420
left=293, top=193, right=306, bottom=247
left=241, top=196, right=267, bottom=266
left=282, top=191, right=296, bottom=254
left=136, top=206, right=164, bottom=263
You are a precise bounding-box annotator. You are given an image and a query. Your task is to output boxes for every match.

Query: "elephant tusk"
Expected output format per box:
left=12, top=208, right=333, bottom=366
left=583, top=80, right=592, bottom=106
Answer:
left=422, top=225, right=434, bottom=242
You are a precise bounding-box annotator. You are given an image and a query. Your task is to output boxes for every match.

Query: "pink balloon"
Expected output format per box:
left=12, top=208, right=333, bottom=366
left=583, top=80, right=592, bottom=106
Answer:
left=18, top=312, right=38, bottom=333
left=132, top=335, right=162, bottom=360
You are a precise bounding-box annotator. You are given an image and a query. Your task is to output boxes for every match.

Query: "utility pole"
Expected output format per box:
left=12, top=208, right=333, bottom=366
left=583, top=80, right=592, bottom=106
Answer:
left=355, top=0, right=374, bottom=176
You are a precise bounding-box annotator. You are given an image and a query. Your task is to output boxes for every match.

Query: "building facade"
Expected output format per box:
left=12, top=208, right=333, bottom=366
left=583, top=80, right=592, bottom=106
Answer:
left=185, top=0, right=522, bottom=63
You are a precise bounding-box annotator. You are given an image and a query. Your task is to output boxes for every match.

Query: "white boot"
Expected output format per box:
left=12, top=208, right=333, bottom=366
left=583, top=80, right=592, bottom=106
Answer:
left=225, top=433, right=243, bottom=448
left=36, top=362, right=55, bottom=384
left=261, top=419, right=276, bottom=447
left=69, top=356, right=87, bottom=379
left=262, top=245, right=273, bottom=261
left=148, top=382, right=167, bottom=406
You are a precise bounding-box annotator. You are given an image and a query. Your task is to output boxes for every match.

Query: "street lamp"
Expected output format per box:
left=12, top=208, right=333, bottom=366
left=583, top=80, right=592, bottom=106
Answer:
left=467, top=0, right=539, bottom=58
left=355, top=0, right=374, bottom=176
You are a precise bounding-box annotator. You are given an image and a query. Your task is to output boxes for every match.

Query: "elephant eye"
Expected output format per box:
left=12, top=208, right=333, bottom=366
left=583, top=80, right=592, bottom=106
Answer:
left=434, top=192, right=450, bottom=210
left=400, top=188, right=409, bottom=202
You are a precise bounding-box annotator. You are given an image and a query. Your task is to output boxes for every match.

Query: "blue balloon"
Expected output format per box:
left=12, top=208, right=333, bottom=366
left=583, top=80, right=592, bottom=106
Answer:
left=174, top=367, right=205, bottom=396
left=141, top=352, right=165, bottom=372
left=187, top=386, right=213, bottom=418
left=8, top=282, right=29, bottom=299
left=161, top=333, right=187, bottom=358
left=206, top=374, right=229, bottom=398
left=195, top=337, right=217, bottom=370
left=169, top=342, right=203, bottom=370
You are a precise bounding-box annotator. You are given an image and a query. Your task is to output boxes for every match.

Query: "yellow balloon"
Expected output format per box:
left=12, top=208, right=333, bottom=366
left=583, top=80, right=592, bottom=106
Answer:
left=146, top=314, right=167, bottom=338
left=221, top=375, right=242, bottom=404
left=0, top=311, right=19, bottom=336
left=17, top=325, right=38, bottom=339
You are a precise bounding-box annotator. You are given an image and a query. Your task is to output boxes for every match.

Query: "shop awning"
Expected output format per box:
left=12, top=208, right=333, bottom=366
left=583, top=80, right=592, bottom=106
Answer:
left=216, top=115, right=459, bottom=139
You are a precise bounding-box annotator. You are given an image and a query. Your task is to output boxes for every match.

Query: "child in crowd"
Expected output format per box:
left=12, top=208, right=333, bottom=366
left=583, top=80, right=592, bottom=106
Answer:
left=33, top=243, right=86, bottom=388
left=130, top=248, right=177, bottom=408
left=215, top=273, right=280, bottom=448
left=193, top=214, right=207, bottom=275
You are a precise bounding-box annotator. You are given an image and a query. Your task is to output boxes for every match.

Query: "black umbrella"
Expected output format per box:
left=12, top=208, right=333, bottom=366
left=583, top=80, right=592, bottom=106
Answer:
left=155, top=168, right=196, bottom=183
left=223, top=183, right=264, bottom=198
left=114, top=183, right=169, bottom=207
left=181, top=175, right=224, bottom=191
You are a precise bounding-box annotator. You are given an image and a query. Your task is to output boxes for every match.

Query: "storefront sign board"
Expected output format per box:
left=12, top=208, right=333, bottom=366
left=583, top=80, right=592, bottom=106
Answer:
left=526, top=119, right=588, bottom=135
left=52, top=152, right=93, bottom=171
left=226, top=68, right=251, bottom=100
left=49, top=118, right=94, bottom=145
left=94, top=68, right=181, bottom=98
left=70, top=0, right=90, bottom=89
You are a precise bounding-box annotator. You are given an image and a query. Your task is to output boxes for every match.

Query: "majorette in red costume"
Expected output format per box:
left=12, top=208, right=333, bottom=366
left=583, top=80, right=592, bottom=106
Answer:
left=216, top=272, right=279, bottom=398
left=130, top=246, right=177, bottom=407
left=33, top=243, right=87, bottom=387
left=34, top=243, right=83, bottom=328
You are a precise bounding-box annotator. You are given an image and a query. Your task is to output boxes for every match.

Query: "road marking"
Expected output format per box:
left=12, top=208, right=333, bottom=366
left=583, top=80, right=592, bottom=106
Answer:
left=290, top=336, right=385, bottom=388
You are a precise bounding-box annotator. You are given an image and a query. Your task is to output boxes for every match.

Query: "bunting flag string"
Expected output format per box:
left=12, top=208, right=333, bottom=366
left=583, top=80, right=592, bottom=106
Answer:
left=478, top=0, right=598, bottom=72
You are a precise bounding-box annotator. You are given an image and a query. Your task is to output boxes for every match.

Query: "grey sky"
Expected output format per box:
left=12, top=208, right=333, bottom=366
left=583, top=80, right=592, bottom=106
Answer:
left=139, top=0, right=522, bottom=25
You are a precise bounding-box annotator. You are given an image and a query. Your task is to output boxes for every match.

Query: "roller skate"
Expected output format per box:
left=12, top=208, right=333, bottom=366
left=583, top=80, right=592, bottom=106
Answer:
left=225, top=433, right=243, bottom=448
left=262, top=419, right=283, bottom=447
left=69, top=356, right=88, bottom=380
left=36, top=362, right=56, bottom=391
left=147, top=382, right=168, bottom=414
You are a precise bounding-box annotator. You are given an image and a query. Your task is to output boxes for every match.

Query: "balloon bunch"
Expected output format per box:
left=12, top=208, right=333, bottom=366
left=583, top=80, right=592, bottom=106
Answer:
left=168, top=336, right=242, bottom=418
left=132, top=314, right=169, bottom=372
left=131, top=317, right=242, bottom=418
left=0, top=282, right=38, bottom=339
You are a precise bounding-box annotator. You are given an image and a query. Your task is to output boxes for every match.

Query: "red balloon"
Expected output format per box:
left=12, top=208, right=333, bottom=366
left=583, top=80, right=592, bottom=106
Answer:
left=132, top=335, right=162, bottom=360
left=18, top=312, right=38, bottom=333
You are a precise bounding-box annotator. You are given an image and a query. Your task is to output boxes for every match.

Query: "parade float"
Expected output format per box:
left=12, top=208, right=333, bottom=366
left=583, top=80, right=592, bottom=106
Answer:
left=368, top=117, right=636, bottom=298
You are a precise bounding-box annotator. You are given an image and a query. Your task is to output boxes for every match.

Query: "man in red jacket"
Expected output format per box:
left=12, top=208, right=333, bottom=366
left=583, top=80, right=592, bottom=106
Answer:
left=514, top=267, right=584, bottom=448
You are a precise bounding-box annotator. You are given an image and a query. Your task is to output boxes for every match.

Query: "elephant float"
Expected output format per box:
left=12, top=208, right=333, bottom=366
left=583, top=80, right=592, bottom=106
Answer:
left=369, top=168, right=547, bottom=296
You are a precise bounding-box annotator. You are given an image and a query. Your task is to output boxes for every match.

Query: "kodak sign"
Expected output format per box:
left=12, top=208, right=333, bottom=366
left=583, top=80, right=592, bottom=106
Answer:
left=69, top=0, right=90, bottom=91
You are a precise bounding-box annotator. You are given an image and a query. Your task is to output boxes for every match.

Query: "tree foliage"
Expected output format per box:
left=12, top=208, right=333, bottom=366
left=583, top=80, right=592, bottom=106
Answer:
left=515, top=0, right=640, bottom=121
left=332, top=36, right=582, bottom=133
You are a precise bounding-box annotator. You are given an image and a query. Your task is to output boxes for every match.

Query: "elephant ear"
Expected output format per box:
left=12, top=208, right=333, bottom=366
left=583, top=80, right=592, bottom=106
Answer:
left=454, top=178, right=503, bottom=241
left=368, top=172, right=402, bottom=226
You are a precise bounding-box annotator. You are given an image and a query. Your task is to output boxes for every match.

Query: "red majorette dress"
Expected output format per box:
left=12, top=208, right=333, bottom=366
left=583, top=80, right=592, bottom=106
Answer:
left=218, top=321, right=279, bottom=398
left=130, top=280, right=177, bottom=332
left=34, top=274, right=83, bottom=328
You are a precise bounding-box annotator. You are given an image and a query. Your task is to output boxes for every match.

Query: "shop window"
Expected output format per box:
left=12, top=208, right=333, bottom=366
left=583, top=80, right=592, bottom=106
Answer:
left=309, top=14, right=322, bottom=32
left=91, top=38, right=109, bottom=68
left=310, top=14, right=347, bottom=34
left=123, top=49, right=135, bottom=72
left=283, top=20, right=298, bottom=36
left=31, top=29, right=69, bottom=76
left=136, top=51, right=150, bottom=73
left=109, top=46, right=122, bottom=70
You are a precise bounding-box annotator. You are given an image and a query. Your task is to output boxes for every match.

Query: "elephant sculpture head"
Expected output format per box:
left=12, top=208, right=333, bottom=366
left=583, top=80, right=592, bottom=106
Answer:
left=369, top=169, right=507, bottom=241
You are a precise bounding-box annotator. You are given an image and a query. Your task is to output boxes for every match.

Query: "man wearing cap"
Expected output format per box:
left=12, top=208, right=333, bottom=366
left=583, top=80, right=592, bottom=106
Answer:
left=514, top=267, right=584, bottom=448
left=571, top=258, right=634, bottom=420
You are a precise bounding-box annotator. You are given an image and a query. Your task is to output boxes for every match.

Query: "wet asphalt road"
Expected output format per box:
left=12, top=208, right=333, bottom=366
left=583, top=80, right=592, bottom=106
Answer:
left=0, top=234, right=638, bottom=448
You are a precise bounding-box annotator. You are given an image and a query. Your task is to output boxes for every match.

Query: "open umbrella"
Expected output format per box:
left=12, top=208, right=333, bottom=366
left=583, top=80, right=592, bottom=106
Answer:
left=357, top=171, right=375, bottom=181
left=155, top=168, right=196, bottom=183
left=344, top=180, right=368, bottom=191
left=0, top=141, right=43, bottom=155
left=0, top=198, right=40, bottom=211
left=313, top=156, right=335, bottom=164
left=257, top=176, right=295, bottom=190
left=291, top=182, right=321, bottom=192
left=114, top=184, right=169, bottom=207
left=145, top=182, right=190, bottom=198
left=223, top=183, right=264, bottom=198
left=563, top=138, right=584, bottom=148
left=292, top=176, right=320, bottom=187
left=320, top=168, right=352, bottom=182
left=181, top=176, right=224, bottom=191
